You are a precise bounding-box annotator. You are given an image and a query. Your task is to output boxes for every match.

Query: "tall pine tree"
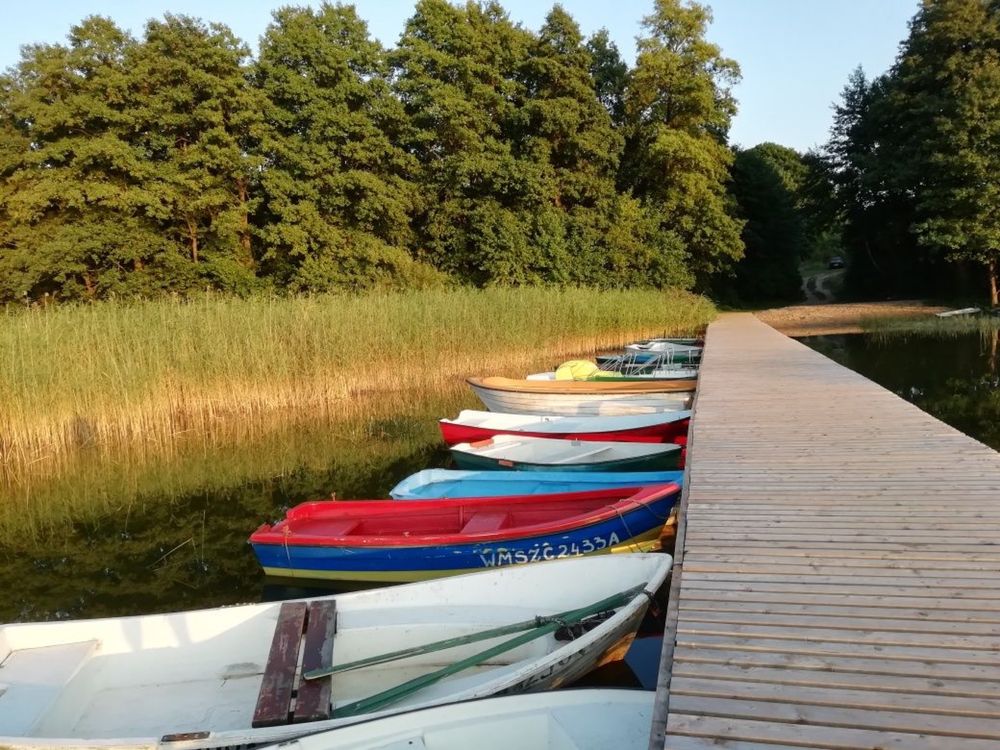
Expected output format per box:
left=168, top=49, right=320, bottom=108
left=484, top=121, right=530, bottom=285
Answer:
left=622, top=0, right=744, bottom=288
left=892, top=0, right=1000, bottom=303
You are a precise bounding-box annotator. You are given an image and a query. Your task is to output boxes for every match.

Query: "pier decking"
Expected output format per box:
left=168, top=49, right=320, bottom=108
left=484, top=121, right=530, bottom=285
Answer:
left=650, top=313, right=1000, bottom=749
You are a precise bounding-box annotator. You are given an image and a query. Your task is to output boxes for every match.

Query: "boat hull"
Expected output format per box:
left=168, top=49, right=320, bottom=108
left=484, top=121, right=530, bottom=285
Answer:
left=254, top=527, right=665, bottom=582
left=252, top=486, right=679, bottom=581
left=438, top=418, right=689, bottom=445
left=277, top=689, right=653, bottom=750
left=450, top=447, right=681, bottom=472
left=470, top=383, right=693, bottom=416
left=0, top=555, right=672, bottom=750
left=389, top=469, right=685, bottom=499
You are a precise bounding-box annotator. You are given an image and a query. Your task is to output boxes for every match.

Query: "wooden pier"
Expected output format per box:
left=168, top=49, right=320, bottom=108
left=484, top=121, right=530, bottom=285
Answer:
left=650, top=313, right=1000, bottom=749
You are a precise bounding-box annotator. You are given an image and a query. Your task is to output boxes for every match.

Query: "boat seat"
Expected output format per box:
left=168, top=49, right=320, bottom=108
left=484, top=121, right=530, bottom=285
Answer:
left=461, top=512, right=511, bottom=534
left=0, top=639, right=99, bottom=735
left=252, top=601, right=337, bottom=727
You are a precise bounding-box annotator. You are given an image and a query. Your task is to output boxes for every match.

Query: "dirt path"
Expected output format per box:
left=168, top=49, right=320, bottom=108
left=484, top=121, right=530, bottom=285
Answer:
left=756, top=300, right=948, bottom=337
left=802, top=269, right=844, bottom=303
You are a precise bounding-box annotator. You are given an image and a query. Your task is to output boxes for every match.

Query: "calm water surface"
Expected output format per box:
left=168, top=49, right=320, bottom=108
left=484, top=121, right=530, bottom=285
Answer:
left=0, top=389, right=669, bottom=688
left=5, top=333, right=995, bottom=689
left=801, top=331, right=1000, bottom=450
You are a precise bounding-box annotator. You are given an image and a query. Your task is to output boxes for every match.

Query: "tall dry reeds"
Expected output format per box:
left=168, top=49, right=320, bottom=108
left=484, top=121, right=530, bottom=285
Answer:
left=1, top=287, right=714, bottom=481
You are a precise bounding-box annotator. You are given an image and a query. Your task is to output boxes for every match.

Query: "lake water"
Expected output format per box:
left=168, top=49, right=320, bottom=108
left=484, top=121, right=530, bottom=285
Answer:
left=801, top=331, right=1000, bottom=451
left=0, top=385, right=669, bottom=689
left=9, top=330, right=990, bottom=690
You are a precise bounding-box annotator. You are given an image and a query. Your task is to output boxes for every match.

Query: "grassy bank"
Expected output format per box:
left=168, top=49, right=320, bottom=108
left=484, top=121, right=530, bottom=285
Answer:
left=1, top=287, right=714, bottom=481
left=862, top=314, right=1000, bottom=338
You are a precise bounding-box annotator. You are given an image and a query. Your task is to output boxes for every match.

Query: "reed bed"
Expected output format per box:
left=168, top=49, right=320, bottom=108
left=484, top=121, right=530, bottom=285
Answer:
left=1, top=287, right=714, bottom=482
left=862, top=314, right=1000, bottom=339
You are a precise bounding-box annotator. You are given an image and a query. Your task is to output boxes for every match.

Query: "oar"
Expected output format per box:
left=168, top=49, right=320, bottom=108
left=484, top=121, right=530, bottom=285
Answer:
left=303, top=583, right=645, bottom=680
left=329, top=584, right=648, bottom=718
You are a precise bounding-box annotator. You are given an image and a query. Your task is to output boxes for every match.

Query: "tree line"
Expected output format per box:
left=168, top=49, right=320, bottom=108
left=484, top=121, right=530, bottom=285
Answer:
left=4, top=0, right=811, bottom=303
left=823, top=0, right=1000, bottom=305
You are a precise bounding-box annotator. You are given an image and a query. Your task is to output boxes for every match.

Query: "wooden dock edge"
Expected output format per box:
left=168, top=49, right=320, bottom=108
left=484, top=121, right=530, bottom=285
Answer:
left=646, top=323, right=710, bottom=750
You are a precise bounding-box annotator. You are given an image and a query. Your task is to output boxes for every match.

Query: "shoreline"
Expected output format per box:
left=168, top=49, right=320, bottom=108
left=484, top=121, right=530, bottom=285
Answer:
left=754, top=300, right=948, bottom=337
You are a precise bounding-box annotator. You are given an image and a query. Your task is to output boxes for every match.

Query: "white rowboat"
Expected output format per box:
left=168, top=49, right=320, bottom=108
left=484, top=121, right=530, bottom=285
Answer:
left=468, top=377, right=694, bottom=417
left=450, top=435, right=681, bottom=472
left=0, top=554, right=671, bottom=750
left=624, top=341, right=702, bottom=354
left=441, top=409, right=691, bottom=436
left=271, top=689, right=653, bottom=750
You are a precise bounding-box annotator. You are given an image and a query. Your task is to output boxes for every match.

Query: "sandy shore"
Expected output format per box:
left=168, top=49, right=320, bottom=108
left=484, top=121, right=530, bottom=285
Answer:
left=755, top=301, right=948, bottom=337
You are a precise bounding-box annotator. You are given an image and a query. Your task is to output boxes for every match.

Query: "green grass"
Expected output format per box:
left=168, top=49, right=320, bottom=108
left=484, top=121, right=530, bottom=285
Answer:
left=861, top=313, right=1000, bottom=338
left=1, top=287, right=715, bottom=482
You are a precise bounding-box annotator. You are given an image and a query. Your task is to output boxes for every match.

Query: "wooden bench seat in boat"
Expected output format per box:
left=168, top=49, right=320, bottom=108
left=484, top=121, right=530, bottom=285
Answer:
left=251, top=601, right=336, bottom=727
left=460, top=512, right=511, bottom=535
left=0, top=639, right=99, bottom=735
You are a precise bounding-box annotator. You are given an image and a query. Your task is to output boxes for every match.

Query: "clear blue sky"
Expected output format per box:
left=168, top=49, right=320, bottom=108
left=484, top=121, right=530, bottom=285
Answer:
left=1, top=0, right=918, bottom=152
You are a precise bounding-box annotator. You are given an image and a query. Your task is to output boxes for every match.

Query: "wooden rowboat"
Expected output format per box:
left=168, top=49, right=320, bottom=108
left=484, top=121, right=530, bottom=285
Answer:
left=389, top=469, right=685, bottom=499
left=270, top=689, right=653, bottom=750
left=439, top=409, right=691, bottom=445
left=468, top=376, right=695, bottom=416
left=450, top=435, right=682, bottom=472
left=0, top=555, right=671, bottom=750
left=250, top=484, right=680, bottom=581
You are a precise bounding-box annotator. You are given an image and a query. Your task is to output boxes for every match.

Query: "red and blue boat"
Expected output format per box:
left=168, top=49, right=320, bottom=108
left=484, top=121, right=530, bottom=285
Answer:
left=249, top=484, right=680, bottom=583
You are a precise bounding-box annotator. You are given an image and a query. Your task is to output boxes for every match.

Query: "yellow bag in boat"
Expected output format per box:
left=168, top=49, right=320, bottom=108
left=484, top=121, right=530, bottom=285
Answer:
left=554, top=360, right=599, bottom=380
left=554, top=360, right=626, bottom=380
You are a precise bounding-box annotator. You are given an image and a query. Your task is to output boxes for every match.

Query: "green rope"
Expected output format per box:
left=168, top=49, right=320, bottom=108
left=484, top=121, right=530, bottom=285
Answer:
left=325, top=584, right=648, bottom=718
left=305, top=583, right=644, bottom=681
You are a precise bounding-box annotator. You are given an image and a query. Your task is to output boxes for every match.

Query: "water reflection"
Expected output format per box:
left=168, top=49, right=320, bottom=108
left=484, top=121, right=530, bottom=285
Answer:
left=801, top=331, right=1000, bottom=450
left=0, top=363, right=671, bottom=689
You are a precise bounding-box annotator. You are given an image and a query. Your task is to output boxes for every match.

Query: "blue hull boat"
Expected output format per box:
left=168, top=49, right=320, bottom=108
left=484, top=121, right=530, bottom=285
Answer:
left=389, top=468, right=684, bottom=500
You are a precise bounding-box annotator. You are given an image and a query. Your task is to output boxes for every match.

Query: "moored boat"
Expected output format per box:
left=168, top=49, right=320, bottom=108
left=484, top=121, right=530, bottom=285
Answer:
left=596, top=351, right=701, bottom=373
left=268, top=688, right=654, bottom=750
left=389, top=468, right=685, bottom=499
left=450, top=435, right=682, bottom=472
left=0, top=554, right=672, bottom=750
left=439, top=409, right=690, bottom=445
left=250, top=484, right=680, bottom=581
left=527, top=367, right=699, bottom=381
left=624, top=341, right=702, bottom=362
left=468, top=376, right=695, bottom=416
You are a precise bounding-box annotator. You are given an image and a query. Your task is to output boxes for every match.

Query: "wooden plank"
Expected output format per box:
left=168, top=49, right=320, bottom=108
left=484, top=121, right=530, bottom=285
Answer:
left=678, top=600, right=1000, bottom=623
left=671, top=662, right=1000, bottom=698
left=293, top=601, right=337, bottom=723
left=678, top=589, right=1000, bottom=610
left=672, top=646, right=1000, bottom=681
left=253, top=602, right=307, bottom=728
left=674, top=634, right=1000, bottom=665
left=670, top=676, right=1000, bottom=718
left=677, top=610, right=1000, bottom=635
left=653, top=313, right=1000, bottom=750
left=678, top=580, right=1000, bottom=598
left=668, top=695, right=1000, bottom=739
left=666, top=714, right=1000, bottom=749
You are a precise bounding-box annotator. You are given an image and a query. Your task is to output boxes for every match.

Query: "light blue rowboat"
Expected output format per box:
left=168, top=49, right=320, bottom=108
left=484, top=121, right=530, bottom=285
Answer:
left=389, top=468, right=684, bottom=500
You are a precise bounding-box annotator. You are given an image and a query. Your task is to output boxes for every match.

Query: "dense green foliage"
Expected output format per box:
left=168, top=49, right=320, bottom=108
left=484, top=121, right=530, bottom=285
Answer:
left=721, top=146, right=805, bottom=304
left=824, top=0, right=1000, bottom=304
left=0, top=0, right=747, bottom=302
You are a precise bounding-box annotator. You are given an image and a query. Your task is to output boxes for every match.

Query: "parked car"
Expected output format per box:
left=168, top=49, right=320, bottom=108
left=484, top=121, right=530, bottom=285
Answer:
left=828, top=256, right=846, bottom=269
